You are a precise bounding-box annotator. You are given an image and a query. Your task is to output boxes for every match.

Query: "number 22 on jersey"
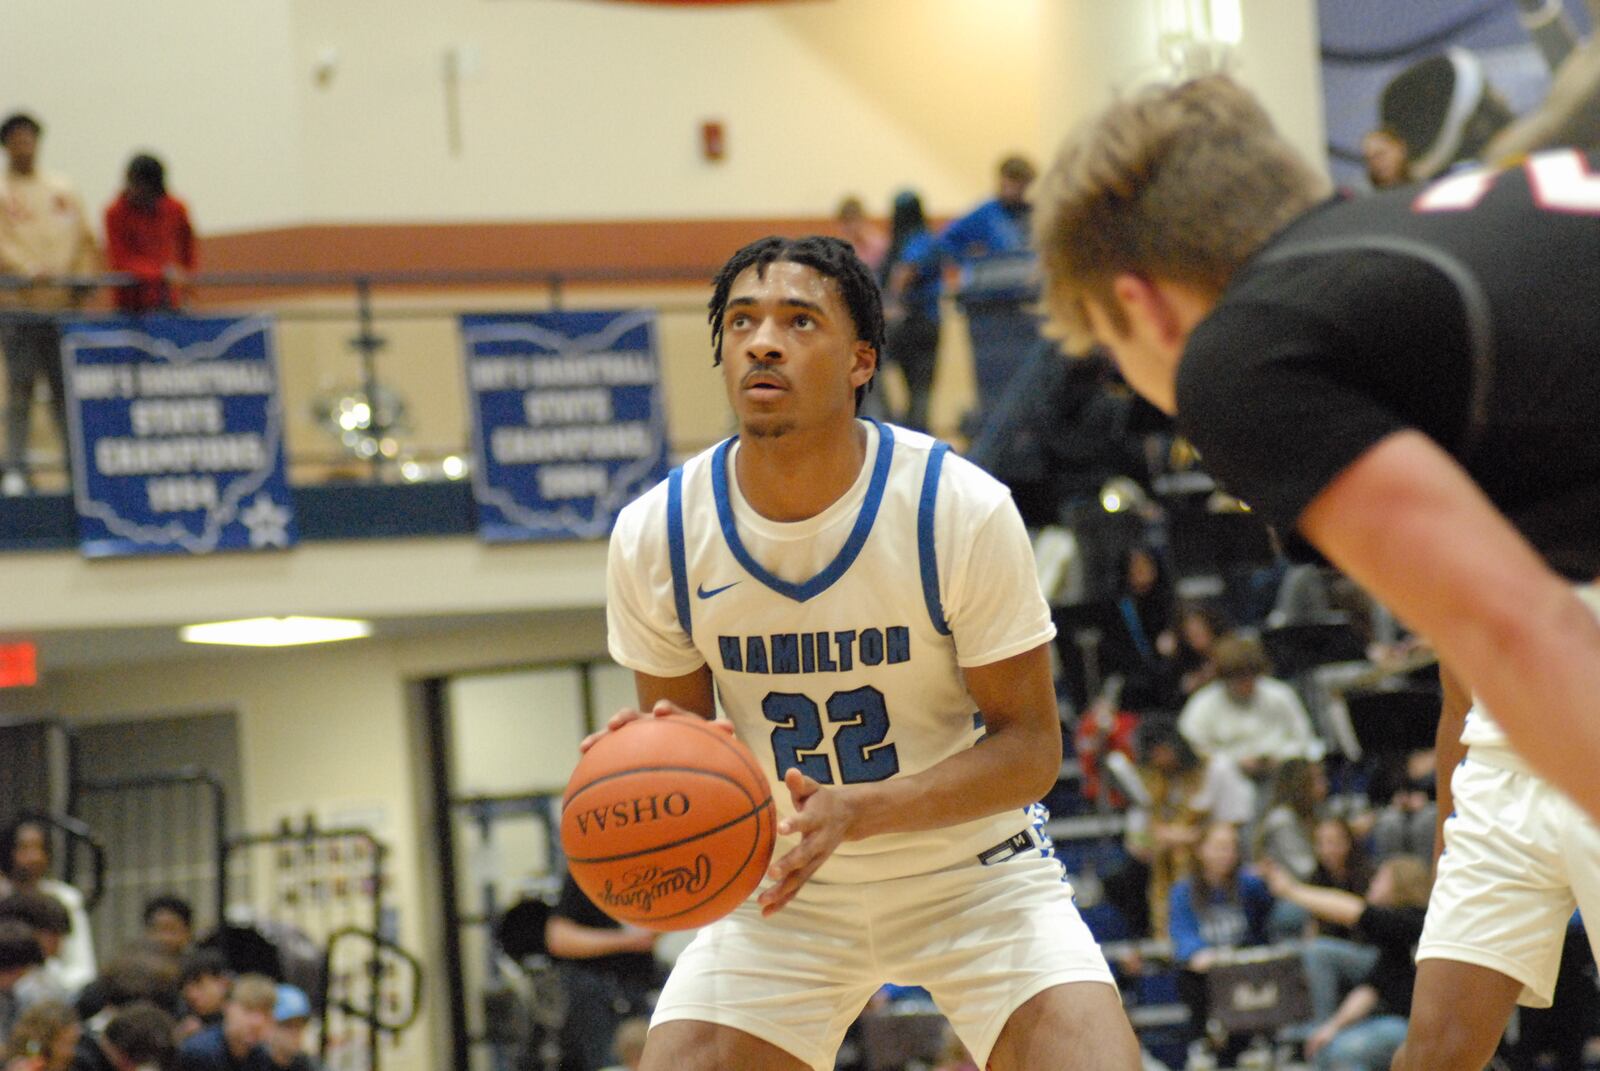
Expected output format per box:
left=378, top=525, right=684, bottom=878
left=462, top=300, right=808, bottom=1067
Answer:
left=763, top=686, right=901, bottom=784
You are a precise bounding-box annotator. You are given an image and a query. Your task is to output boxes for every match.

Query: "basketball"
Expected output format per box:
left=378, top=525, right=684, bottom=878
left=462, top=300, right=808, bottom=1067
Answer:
left=560, top=714, right=775, bottom=931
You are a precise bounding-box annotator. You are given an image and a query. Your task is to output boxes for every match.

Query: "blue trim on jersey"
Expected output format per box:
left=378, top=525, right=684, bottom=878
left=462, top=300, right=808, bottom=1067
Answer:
left=917, top=442, right=952, bottom=635
left=667, top=466, right=692, bottom=636
left=709, top=420, right=895, bottom=603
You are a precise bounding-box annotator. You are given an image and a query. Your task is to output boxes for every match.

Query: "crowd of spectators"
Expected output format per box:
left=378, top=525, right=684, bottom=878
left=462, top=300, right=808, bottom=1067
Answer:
left=833, top=151, right=1039, bottom=435
left=0, top=816, right=323, bottom=1071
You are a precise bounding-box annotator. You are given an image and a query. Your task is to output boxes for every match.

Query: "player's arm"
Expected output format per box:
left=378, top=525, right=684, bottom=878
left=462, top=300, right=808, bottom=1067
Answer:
left=853, top=642, right=1062, bottom=834
left=1484, top=36, right=1600, bottom=163
left=758, top=642, right=1060, bottom=915
left=634, top=667, right=715, bottom=719
left=582, top=667, right=718, bottom=750
left=1298, top=429, right=1600, bottom=822
left=1432, top=661, right=1471, bottom=866
left=590, top=498, right=721, bottom=748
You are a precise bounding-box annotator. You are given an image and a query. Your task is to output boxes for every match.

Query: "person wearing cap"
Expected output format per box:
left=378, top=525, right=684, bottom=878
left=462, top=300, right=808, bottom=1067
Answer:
left=940, top=153, right=1038, bottom=264
left=249, top=985, right=317, bottom=1071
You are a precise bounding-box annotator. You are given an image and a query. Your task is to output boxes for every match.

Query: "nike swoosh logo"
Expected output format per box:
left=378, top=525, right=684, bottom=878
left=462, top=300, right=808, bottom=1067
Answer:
left=696, top=581, right=739, bottom=599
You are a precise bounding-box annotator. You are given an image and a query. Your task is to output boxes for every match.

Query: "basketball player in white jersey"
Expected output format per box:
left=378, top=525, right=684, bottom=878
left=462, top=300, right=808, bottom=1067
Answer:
left=594, top=236, right=1140, bottom=1071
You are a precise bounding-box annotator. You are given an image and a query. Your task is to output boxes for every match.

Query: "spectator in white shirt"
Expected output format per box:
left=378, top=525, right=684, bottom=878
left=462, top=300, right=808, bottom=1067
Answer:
left=1179, top=634, right=1324, bottom=780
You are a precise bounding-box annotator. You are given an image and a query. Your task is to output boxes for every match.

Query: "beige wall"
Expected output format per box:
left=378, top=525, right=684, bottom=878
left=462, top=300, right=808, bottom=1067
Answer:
left=5, top=0, right=1043, bottom=234
left=0, top=0, right=305, bottom=234
left=1039, top=0, right=1326, bottom=174
left=291, top=0, right=1044, bottom=224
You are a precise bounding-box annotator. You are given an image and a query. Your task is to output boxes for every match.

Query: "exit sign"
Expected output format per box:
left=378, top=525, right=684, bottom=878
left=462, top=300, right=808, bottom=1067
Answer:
left=0, top=643, right=37, bottom=688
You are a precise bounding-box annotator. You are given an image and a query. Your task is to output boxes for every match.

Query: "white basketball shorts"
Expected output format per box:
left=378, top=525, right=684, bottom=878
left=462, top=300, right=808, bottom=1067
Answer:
left=1417, top=751, right=1600, bottom=1007
left=650, top=852, right=1117, bottom=1069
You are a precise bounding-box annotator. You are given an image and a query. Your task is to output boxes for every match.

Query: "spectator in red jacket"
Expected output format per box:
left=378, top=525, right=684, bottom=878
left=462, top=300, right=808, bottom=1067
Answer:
left=104, top=154, right=195, bottom=312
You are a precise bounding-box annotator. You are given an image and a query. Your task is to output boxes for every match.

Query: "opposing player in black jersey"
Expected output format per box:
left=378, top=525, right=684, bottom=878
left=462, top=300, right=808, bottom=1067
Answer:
left=1036, top=75, right=1600, bottom=1071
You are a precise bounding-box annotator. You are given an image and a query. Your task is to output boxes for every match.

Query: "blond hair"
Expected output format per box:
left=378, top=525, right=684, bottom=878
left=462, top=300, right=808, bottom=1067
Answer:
left=1211, top=633, right=1271, bottom=680
left=1035, top=75, right=1330, bottom=349
left=230, top=973, right=278, bottom=1012
left=1380, top=855, right=1433, bottom=909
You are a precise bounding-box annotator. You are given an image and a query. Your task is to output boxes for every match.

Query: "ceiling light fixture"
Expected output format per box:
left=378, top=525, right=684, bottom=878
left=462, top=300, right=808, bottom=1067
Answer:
left=179, top=616, right=374, bottom=648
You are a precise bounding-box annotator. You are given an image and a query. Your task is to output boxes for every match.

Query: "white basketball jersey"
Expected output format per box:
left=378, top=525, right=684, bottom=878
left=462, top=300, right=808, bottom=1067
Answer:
left=607, top=420, right=1057, bottom=884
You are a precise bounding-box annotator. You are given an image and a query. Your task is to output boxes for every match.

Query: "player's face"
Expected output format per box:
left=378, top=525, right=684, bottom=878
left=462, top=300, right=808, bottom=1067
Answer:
left=718, top=261, right=875, bottom=440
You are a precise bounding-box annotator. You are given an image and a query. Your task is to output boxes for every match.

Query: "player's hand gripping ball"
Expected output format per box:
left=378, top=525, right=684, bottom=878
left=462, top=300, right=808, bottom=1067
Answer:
left=560, top=714, right=775, bottom=931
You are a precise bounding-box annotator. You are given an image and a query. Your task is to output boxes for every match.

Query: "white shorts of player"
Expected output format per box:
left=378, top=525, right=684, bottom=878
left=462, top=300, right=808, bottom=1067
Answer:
left=650, top=852, right=1117, bottom=1070
left=1418, top=748, right=1600, bottom=1007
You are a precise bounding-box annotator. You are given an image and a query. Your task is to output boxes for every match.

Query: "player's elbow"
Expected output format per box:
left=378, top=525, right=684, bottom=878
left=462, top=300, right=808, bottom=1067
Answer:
left=1009, top=722, right=1063, bottom=802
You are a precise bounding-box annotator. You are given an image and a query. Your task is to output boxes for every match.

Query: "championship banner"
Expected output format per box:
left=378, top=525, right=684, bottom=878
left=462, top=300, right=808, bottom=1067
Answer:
left=461, top=309, right=669, bottom=542
left=62, top=315, right=297, bottom=558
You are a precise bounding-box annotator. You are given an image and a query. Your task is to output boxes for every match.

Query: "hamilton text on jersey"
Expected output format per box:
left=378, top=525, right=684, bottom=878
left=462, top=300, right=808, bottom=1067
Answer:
left=717, top=626, right=913, bottom=675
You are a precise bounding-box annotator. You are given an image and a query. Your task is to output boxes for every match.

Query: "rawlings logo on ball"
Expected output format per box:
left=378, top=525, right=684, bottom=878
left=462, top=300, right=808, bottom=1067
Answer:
left=599, top=855, right=713, bottom=913
left=573, top=791, right=692, bottom=836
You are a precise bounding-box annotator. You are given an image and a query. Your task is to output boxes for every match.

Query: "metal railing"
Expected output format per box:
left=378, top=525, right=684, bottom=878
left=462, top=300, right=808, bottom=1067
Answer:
left=0, top=266, right=722, bottom=490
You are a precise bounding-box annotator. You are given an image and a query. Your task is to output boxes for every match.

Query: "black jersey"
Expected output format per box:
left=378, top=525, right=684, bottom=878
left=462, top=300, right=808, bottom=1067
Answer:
left=1176, top=149, right=1600, bottom=579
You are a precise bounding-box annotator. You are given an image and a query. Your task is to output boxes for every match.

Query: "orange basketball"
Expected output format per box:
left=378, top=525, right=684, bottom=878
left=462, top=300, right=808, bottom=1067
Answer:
left=560, top=714, right=775, bottom=931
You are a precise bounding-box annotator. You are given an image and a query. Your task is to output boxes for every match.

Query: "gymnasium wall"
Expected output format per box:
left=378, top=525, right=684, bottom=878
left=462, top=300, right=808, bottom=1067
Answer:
left=0, top=1, right=306, bottom=235
left=6, top=0, right=1043, bottom=235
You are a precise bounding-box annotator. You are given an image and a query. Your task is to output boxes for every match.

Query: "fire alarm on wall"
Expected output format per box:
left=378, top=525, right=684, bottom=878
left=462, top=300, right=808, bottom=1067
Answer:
left=701, top=120, right=726, bottom=162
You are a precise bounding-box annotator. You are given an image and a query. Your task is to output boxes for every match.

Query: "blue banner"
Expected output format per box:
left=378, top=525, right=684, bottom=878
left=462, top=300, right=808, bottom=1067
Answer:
left=62, top=315, right=296, bottom=557
left=461, top=310, right=669, bottom=542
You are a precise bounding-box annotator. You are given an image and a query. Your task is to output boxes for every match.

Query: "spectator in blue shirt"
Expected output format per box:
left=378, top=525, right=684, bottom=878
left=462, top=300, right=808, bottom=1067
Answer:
left=940, top=154, right=1037, bottom=265
left=1168, top=822, right=1275, bottom=1062
left=883, top=190, right=943, bottom=432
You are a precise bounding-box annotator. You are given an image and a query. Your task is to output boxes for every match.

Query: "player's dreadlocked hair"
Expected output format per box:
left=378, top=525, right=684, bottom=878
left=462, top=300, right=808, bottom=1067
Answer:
left=707, top=235, right=883, bottom=411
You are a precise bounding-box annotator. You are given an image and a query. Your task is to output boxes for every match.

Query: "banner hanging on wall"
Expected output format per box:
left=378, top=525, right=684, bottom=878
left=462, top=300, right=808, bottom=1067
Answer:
left=460, top=309, right=669, bottom=542
left=62, top=315, right=297, bottom=558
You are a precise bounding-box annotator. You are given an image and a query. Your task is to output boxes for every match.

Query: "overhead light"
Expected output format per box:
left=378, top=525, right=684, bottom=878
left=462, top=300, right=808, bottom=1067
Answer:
left=180, top=616, right=374, bottom=648
left=1099, top=476, right=1149, bottom=515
